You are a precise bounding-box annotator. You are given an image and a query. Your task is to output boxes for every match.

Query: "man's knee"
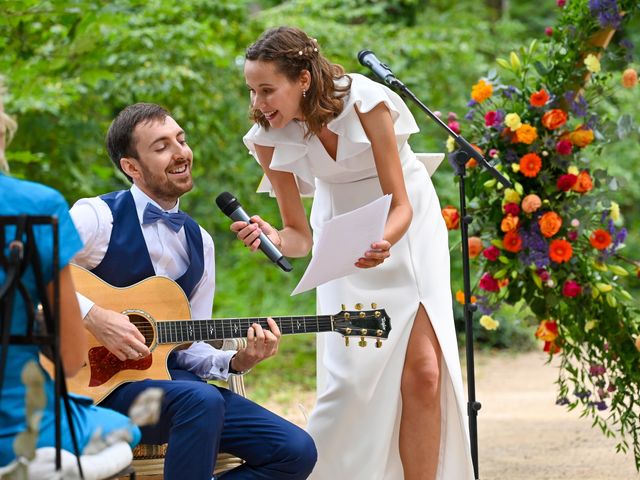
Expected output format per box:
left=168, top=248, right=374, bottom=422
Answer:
left=276, top=427, right=317, bottom=478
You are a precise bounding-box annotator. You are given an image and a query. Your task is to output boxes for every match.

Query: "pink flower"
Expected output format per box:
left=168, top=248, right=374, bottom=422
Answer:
left=555, top=139, right=573, bottom=155
left=447, top=111, right=458, bottom=121
left=504, top=202, right=520, bottom=216
left=483, top=246, right=500, bottom=262
left=536, top=268, right=550, bottom=281
left=567, top=230, right=578, bottom=241
left=545, top=27, right=553, bottom=37
left=489, top=149, right=498, bottom=158
left=562, top=280, right=582, bottom=297
left=484, top=110, right=498, bottom=127
left=448, top=120, right=461, bottom=134
left=557, top=0, right=566, bottom=6
left=479, top=273, right=500, bottom=292
left=557, top=174, right=578, bottom=191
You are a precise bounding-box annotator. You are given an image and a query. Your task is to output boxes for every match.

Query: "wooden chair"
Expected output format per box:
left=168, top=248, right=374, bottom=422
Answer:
left=128, top=338, right=247, bottom=479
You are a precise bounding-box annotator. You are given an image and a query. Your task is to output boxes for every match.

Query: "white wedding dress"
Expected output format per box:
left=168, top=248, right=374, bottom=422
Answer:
left=244, top=73, right=474, bottom=480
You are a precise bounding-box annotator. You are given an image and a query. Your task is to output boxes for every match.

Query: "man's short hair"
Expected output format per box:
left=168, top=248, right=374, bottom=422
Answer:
left=106, top=103, right=170, bottom=182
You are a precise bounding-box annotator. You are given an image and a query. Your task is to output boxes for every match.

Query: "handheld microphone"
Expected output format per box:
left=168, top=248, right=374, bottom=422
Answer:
left=215, top=192, right=293, bottom=272
left=357, top=50, right=403, bottom=88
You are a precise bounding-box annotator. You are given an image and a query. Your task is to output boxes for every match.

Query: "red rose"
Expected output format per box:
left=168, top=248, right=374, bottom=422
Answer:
left=562, top=280, right=582, bottom=297
left=485, top=110, right=498, bottom=127
left=557, top=174, right=578, bottom=191
left=479, top=273, right=500, bottom=292
left=483, top=246, right=501, bottom=261
left=504, top=202, right=521, bottom=216
left=555, top=140, right=573, bottom=155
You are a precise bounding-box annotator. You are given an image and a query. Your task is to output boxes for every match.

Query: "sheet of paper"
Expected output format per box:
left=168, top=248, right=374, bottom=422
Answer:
left=291, top=194, right=392, bottom=296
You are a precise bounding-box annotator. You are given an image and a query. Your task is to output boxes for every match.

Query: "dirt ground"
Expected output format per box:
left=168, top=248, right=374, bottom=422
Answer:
left=266, top=350, right=639, bottom=480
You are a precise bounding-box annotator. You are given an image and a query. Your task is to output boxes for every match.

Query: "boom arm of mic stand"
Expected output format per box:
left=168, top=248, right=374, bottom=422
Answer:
left=394, top=83, right=512, bottom=188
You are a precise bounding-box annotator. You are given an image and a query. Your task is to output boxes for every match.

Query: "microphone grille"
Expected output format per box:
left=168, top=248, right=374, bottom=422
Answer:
left=215, top=192, right=240, bottom=215
left=357, top=50, right=373, bottom=65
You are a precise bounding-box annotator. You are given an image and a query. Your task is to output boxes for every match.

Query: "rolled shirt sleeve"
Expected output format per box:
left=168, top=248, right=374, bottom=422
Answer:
left=172, top=342, right=236, bottom=381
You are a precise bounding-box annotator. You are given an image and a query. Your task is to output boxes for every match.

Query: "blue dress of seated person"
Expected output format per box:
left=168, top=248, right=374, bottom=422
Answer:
left=0, top=173, right=141, bottom=468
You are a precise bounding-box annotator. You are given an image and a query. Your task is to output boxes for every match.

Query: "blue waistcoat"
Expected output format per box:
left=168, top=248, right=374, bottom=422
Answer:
left=90, top=190, right=204, bottom=299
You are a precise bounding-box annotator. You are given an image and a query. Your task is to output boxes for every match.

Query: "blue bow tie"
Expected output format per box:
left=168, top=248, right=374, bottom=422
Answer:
left=142, top=203, right=188, bottom=233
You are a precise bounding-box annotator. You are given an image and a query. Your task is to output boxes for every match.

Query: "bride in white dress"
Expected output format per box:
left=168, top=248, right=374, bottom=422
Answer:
left=233, top=26, right=474, bottom=480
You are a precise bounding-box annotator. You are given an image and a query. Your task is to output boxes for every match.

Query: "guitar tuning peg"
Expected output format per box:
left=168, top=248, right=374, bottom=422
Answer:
left=341, top=304, right=346, bottom=311
left=371, top=302, right=377, bottom=309
left=358, top=336, right=367, bottom=347
left=359, top=311, right=366, bottom=318
left=355, top=303, right=363, bottom=310
left=376, top=339, right=383, bottom=348
left=345, top=337, right=350, bottom=347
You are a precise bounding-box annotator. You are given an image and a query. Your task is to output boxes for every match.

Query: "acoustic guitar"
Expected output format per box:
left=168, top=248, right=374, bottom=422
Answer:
left=49, top=264, right=391, bottom=404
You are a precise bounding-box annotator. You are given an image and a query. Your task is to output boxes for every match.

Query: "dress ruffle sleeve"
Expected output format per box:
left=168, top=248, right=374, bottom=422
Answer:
left=328, top=73, right=420, bottom=172
left=243, top=122, right=315, bottom=197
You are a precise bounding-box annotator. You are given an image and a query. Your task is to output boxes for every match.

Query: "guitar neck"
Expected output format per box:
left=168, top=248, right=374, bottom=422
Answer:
left=156, top=315, right=334, bottom=344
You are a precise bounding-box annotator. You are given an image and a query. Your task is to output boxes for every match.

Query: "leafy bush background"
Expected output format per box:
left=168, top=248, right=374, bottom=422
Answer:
left=2, top=0, right=638, bottom=401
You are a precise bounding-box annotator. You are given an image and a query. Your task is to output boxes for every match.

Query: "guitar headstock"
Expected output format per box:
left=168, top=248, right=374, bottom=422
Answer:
left=332, top=303, right=391, bottom=348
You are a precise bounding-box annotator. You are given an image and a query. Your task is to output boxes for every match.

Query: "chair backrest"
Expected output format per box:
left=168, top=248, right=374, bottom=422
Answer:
left=0, top=215, right=83, bottom=477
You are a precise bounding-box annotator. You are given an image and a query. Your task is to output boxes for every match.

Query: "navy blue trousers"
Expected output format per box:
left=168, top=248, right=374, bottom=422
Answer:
left=101, top=368, right=317, bottom=480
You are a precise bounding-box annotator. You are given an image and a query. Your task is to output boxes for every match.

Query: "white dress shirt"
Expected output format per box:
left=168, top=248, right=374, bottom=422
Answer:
left=69, top=185, right=235, bottom=380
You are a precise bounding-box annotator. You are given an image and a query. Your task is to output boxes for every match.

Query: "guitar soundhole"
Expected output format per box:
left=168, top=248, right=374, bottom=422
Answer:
left=128, top=313, right=155, bottom=348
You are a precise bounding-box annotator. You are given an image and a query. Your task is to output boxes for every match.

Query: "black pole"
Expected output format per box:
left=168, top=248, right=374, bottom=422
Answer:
left=358, top=54, right=512, bottom=479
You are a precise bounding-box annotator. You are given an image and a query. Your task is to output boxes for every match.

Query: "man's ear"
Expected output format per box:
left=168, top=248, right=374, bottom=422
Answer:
left=120, top=157, right=140, bottom=180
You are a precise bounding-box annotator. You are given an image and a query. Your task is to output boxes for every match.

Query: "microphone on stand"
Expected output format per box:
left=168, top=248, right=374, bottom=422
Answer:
left=215, top=191, right=293, bottom=272
left=357, top=50, right=405, bottom=88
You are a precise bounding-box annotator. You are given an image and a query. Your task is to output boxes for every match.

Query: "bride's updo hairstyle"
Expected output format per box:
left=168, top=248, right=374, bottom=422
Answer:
left=245, top=26, right=351, bottom=137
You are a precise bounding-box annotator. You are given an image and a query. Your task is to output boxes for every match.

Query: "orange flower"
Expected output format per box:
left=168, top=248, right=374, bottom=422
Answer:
left=622, top=68, right=638, bottom=88
left=471, top=79, right=493, bottom=103
left=501, top=214, right=520, bottom=232
left=503, top=230, right=523, bottom=253
left=521, top=194, right=542, bottom=214
left=442, top=206, right=460, bottom=230
left=468, top=236, right=483, bottom=258
left=572, top=170, right=593, bottom=193
left=541, top=109, right=568, bottom=130
left=530, top=89, right=550, bottom=107
left=590, top=229, right=612, bottom=250
left=497, top=278, right=510, bottom=289
left=455, top=290, right=477, bottom=304
left=549, top=239, right=573, bottom=263
left=569, top=127, right=594, bottom=147
left=514, top=124, right=538, bottom=144
left=519, top=153, right=542, bottom=177
left=535, top=320, right=558, bottom=342
left=538, top=211, right=562, bottom=238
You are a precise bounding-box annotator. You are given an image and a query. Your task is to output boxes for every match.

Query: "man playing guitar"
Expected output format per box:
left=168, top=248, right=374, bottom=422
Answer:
left=69, top=102, right=317, bottom=480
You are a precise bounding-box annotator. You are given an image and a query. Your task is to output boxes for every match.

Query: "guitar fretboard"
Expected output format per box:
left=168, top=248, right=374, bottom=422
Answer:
left=156, top=315, right=334, bottom=344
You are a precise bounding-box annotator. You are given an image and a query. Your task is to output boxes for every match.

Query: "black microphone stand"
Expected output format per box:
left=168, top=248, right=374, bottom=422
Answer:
left=383, top=76, right=512, bottom=480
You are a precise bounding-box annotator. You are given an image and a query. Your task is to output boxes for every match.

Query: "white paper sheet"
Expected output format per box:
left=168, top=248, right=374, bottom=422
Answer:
left=291, top=194, right=392, bottom=295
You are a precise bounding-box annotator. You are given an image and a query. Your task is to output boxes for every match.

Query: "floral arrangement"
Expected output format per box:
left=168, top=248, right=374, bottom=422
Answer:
left=442, top=0, right=640, bottom=467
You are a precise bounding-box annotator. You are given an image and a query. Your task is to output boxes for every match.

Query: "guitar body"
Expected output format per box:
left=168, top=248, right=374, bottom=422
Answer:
left=44, top=265, right=193, bottom=404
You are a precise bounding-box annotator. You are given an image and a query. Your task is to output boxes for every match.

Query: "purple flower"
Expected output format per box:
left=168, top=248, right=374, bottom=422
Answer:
left=589, top=364, right=606, bottom=376
left=467, top=99, right=478, bottom=107
left=564, top=91, right=588, bottom=117
left=464, top=109, right=476, bottom=121
left=502, top=86, right=517, bottom=99
left=556, top=397, right=570, bottom=406
left=574, top=390, right=592, bottom=400
left=519, top=222, right=550, bottom=268
left=589, top=0, right=621, bottom=29
left=589, top=400, right=608, bottom=411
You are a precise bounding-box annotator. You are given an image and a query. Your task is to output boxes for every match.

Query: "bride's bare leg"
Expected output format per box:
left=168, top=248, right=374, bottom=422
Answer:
left=400, top=305, right=442, bottom=480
